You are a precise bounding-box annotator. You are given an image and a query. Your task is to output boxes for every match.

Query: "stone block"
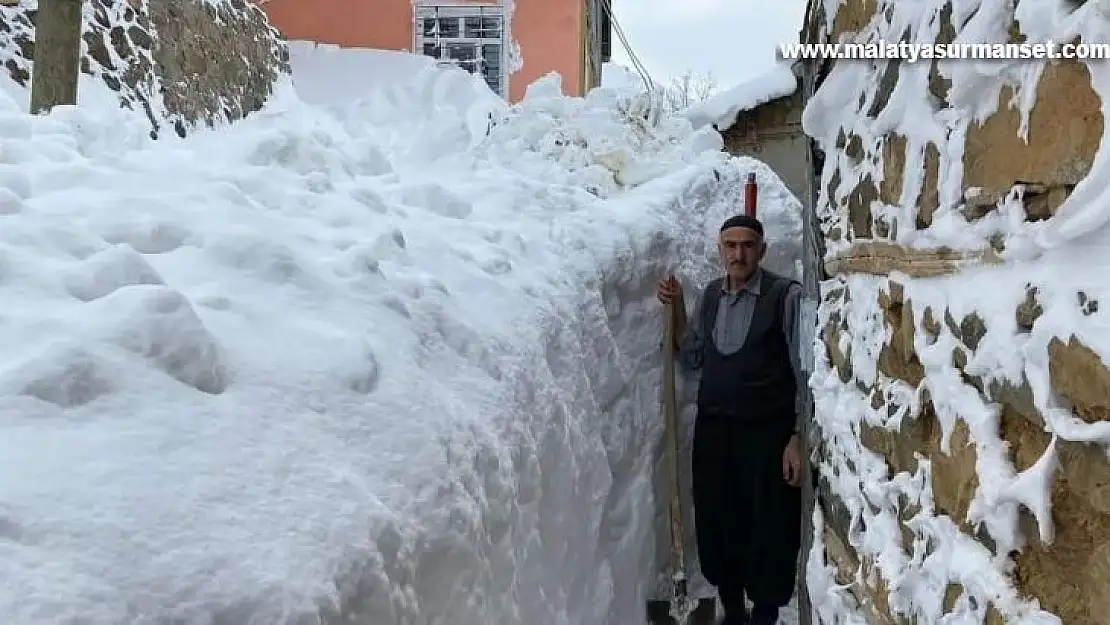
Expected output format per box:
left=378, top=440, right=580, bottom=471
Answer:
left=1048, top=335, right=1110, bottom=423
left=846, top=175, right=880, bottom=240
left=1001, top=407, right=1110, bottom=625
left=963, top=61, right=1102, bottom=212
left=830, top=0, right=878, bottom=38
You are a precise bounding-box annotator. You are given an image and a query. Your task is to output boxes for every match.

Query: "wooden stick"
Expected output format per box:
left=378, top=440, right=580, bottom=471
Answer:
left=662, top=299, right=689, bottom=614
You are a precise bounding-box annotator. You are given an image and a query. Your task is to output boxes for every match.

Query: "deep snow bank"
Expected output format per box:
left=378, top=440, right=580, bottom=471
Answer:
left=284, top=42, right=438, bottom=107
left=802, top=0, right=1110, bottom=624
left=0, top=46, right=803, bottom=624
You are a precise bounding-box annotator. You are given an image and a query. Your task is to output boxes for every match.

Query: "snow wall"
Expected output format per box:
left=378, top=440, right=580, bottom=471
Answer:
left=802, top=1, right=1110, bottom=624
left=0, top=42, right=804, bottom=624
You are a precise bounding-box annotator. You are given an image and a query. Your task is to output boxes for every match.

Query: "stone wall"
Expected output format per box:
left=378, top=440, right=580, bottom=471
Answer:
left=801, top=0, right=1110, bottom=623
left=1, top=0, right=288, bottom=137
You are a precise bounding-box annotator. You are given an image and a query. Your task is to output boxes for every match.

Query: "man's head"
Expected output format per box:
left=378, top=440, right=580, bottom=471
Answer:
left=717, top=215, right=765, bottom=283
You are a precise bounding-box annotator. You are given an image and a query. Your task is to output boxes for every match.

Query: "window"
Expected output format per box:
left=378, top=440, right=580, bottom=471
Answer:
left=414, top=4, right=507, bottom=97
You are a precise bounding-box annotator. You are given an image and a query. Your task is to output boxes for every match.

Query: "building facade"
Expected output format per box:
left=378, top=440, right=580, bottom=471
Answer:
left=259, top=0, right=611, bottom=103
left=717, top=87, right=810, bottom=209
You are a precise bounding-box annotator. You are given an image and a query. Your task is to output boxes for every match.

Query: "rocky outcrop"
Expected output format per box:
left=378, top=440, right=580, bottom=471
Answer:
left=1, top=0, right=288, bottom=137
left=802, top=0, right=1110, bottom=623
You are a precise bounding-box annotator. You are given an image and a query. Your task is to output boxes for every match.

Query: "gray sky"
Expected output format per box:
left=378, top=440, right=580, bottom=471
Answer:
left=609, top=0, right=808, bottom=90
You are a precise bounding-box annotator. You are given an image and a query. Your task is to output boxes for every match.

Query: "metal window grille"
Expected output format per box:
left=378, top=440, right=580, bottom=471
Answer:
left=414, top=4, right=507, bottom=97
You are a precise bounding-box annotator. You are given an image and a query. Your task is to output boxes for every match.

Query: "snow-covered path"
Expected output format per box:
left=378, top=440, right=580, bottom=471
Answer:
left=0, top=44, right=805, bottom=625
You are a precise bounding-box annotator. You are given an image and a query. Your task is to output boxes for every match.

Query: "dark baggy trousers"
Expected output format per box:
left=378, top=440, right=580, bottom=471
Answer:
left=691, top=411, right=801, bottom=622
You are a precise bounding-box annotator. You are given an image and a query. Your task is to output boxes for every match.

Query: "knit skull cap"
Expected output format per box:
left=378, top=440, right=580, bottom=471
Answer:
left=719, top=214, right=764, bottom=237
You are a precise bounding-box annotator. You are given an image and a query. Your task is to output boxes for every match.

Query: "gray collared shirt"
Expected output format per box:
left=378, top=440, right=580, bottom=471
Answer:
left=678, top=268, right=805, bottom=430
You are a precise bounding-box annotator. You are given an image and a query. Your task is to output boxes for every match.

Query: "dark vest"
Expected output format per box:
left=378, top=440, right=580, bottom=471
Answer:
left=695, top=270, right=797, bottom=423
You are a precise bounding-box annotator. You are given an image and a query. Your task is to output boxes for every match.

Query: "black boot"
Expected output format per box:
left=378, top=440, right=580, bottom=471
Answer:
left=717, top=585, right=748, bottom=625
left=749, top=605, right=778, bottom=625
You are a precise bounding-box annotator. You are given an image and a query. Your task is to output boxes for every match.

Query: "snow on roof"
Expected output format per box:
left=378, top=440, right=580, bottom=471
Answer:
left=684, top=63, right=798, bottom=132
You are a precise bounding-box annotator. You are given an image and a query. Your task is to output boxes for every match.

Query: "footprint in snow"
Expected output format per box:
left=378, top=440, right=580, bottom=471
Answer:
left=0, top=164, right=32, bottom=199
left=62, top=243, right=166, bottom=302
left=99, top=217, right=192, bottom=255
left=398, top=182, right=473, bottom=219
left=12, top=345, right=117, bottom=409
left=0, top=188, right=22, bottom=215
left=349, top=186, right=391, bottom=215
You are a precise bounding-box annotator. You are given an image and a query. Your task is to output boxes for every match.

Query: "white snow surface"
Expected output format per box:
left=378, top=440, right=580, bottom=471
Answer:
left=684, top=64, right=799, bottom=132
left=284, top=42, right=441, bottom=106
left=601, top=62, right=644, bottom=92
left=0, top=44, right=805, bottom=624
left=802, top=0, right=1110, bottom=624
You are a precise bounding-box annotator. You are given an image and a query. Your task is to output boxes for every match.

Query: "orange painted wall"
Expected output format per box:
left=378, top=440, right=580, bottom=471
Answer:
left=509, top=1, right=584, bottom=101
left=259, top=0, right=586, bottom=103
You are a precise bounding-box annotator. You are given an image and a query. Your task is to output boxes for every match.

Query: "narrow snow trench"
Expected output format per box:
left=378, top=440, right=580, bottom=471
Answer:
left=0, top=45, right=806, bottom=625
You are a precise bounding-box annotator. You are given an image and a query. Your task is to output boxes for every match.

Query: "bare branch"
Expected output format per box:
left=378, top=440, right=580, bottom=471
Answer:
left=661, top=69, right=719, bottom=112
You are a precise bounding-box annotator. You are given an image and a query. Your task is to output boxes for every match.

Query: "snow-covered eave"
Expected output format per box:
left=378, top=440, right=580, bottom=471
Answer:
left=684, top=64, right=799, bottom=133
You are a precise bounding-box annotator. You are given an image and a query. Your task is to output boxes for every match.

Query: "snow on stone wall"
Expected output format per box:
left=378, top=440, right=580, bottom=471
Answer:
left=0, top=0, right=287, bottom=137
left=802, top=1, right=1110, bottom=624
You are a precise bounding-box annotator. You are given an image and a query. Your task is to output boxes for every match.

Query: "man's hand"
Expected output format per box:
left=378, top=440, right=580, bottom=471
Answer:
left=656, top=275, right=682, bottom=305
left=657, top=275, right=686, bottom=351
left=782, top=434, right=803, bottom=488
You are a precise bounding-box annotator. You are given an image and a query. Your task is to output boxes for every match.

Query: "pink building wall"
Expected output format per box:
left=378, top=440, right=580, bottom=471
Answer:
left=260, top=0, right=587, bottom=102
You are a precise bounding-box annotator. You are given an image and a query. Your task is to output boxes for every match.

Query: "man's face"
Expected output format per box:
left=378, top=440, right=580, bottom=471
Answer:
left=718, top=227, right=765, bottom=282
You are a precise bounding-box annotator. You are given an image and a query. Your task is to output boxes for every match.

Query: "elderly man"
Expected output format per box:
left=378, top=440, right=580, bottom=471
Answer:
left=657, top=214, right=805, bottom=625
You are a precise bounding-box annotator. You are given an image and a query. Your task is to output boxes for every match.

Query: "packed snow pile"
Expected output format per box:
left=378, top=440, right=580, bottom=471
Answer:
left=0, top=0, right=287, bottom=137
left=601, top=62, right=644, bottom=92
left=0, top=42, right=804, bottom=625
left=284, top=42, right=440, bottom=106
left=684, top=63, right=798, bottom=132
left=802, top=0, right=1110, bottom=624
